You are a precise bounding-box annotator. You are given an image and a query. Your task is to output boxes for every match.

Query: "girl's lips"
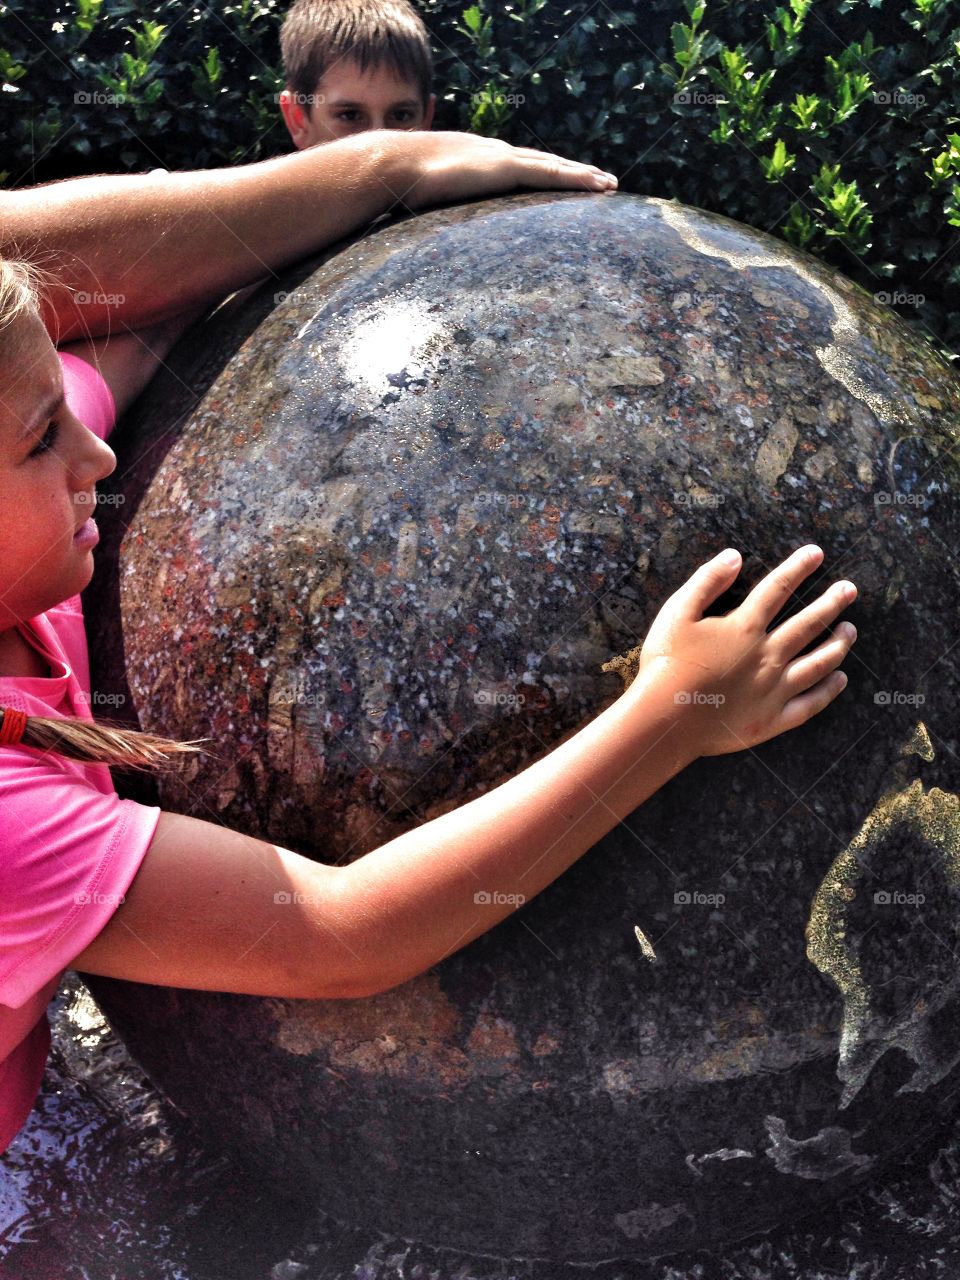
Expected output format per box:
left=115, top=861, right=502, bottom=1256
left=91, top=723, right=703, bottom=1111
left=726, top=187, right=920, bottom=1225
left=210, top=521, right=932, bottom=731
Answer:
left=73, top=518, right=99, bottom=548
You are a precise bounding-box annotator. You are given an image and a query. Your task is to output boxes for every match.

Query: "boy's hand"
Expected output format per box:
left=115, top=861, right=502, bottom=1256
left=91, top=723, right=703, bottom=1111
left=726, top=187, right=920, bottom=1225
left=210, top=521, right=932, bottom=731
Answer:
left=392, top=131, right=618, bottom=210
left=628, top=545, right=857, bottom=757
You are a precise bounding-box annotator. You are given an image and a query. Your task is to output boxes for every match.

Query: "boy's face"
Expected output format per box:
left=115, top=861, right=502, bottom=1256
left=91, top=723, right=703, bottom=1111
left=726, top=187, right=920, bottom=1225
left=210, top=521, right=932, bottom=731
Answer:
left=280, top=57, right=435, bottom=149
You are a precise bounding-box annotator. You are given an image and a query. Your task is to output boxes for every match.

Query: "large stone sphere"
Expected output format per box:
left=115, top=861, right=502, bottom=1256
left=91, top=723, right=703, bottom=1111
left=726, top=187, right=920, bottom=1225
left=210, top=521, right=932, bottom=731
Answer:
left=83, top=192, right=960, bottom=1263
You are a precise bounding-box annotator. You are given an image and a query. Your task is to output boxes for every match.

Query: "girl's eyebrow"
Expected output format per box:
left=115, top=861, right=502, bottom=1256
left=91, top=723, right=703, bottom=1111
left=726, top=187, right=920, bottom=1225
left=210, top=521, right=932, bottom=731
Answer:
left=20, top=387, right=65, bottom=439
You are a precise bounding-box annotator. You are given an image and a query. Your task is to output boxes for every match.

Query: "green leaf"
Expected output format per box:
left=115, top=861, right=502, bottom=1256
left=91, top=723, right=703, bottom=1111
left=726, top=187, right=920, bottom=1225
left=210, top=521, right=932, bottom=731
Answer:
left=205, top=47, right=222, bottom=86
left=75, top=0, right=104, bottom=34
left=782, top=201, right=817, bottom=248
left=760, top=136, right=796, bottom=180
left=671, top=22, right=691, bottom=59
left=790, top=91, right=821, bottom=129
left=0, top=49, right=26, bottom=83
left=812, top=162, right=841, bottom=198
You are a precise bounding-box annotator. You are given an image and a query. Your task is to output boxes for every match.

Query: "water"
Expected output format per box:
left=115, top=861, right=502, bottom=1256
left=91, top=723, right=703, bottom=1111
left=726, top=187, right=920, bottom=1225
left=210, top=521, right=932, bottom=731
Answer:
left=2, top=972, right=960, bottom=1280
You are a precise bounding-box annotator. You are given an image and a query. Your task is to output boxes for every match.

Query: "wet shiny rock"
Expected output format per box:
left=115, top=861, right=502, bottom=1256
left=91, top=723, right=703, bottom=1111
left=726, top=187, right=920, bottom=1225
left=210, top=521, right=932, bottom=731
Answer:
left=84, top=192, right=960, bottom=1262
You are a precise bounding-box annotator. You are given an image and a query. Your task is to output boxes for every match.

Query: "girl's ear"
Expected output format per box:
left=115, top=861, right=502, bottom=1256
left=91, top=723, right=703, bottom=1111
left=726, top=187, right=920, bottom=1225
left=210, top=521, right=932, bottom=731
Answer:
left=279, top=88, right=314, bottom=151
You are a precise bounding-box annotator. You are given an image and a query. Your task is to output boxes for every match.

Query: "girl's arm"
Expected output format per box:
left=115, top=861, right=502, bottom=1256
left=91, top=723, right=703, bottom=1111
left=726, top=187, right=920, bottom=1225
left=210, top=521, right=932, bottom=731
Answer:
left=58, top=306, right=207, bottom=420
left=71, top=546, right=856, bottom=1001
left=1, top=131, right=617, bottom=343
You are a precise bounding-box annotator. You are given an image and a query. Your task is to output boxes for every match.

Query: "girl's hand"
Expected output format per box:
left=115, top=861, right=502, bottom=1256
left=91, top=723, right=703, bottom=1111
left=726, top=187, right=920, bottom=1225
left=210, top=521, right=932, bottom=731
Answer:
left=398, top=131, right=618, bottom=210
left=625, top=545, right=857, bottom=757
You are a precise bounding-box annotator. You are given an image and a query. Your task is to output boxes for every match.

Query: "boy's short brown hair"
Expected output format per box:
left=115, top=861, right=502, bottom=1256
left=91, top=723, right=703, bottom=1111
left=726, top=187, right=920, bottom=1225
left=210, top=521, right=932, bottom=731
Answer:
left=280, top=0, right=434, bottom=115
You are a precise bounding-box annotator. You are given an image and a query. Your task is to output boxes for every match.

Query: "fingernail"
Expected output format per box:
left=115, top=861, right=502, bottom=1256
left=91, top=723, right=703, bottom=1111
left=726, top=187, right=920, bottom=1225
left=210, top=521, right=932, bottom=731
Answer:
left=836, top=671, right=848, bottom=689
left=838, top=581, right=856, bottom=600
left=719, top=549, right=741, bottom=566
left=806, top=545, right=823, bottom=560
left=840, top=621, right=856, bottom=640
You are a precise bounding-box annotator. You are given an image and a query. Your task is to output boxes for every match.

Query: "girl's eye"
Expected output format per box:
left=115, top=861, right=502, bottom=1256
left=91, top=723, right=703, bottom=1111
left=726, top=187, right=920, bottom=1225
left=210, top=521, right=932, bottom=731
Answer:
left=336, top=110, right=362, bottom=123
left=29, top=420, right=60, bottom=458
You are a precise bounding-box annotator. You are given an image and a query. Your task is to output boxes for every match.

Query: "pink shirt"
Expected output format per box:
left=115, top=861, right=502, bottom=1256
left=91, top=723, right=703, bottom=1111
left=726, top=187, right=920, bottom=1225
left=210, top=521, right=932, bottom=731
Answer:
left=0, top=352, right=161, bottom=1152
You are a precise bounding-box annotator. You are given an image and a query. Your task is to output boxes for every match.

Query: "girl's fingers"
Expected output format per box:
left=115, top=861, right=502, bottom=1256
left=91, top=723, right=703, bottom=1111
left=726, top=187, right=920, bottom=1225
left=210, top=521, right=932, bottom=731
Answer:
left=518, top=154, right=618, bottom=188
left=771, top=581, right=858, bottom=659
left=739, top=545, right=824, bottom=631
left=783, top=624, right=856, bottom=693
left=777, top=669, right=849, bottom=734
left=509, top=145, right=619, bottom=185
left=673, top=548, right=743, bottom=620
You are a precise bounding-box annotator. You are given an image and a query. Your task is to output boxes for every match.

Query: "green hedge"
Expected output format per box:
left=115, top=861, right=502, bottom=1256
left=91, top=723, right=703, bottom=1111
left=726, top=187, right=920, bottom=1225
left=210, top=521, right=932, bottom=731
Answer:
left=1, top=0, right=958, bottom=355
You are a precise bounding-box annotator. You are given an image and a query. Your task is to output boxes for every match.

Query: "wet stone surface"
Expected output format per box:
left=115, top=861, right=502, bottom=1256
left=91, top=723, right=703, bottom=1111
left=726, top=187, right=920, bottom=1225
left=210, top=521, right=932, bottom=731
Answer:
left=84, top=191, right=959, bottom=1261
left=4, top=973, right=960, bottom=1276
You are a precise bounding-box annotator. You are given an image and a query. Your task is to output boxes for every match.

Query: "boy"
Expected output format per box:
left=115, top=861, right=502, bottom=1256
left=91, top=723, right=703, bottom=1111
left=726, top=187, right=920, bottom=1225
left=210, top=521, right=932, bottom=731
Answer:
left=2, top=0, right=613, bottom=398
left=278, top=0, right=436, bottom=150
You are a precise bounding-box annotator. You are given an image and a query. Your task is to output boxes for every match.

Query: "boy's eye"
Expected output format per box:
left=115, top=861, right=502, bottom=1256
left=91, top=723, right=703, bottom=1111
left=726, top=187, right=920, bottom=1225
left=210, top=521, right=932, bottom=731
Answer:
left=336, top=110, right=363, bottom=123
left=29, top=419, right=60, bottom=458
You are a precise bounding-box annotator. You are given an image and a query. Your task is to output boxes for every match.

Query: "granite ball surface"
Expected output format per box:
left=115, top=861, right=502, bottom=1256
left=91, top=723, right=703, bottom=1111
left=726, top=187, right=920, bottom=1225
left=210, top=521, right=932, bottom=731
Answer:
left=83, top=191, right=960, bottom=1263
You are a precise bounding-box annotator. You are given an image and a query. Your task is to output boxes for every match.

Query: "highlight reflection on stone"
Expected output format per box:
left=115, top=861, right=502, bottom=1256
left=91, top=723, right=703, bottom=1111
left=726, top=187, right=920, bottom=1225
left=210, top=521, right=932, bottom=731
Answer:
left=84, top=192, right=959, bottom=1263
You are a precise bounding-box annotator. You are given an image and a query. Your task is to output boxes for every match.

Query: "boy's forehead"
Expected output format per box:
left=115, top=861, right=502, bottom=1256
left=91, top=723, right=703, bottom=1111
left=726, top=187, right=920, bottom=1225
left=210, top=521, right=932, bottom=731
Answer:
left=316, top=57, right=424, bottom=103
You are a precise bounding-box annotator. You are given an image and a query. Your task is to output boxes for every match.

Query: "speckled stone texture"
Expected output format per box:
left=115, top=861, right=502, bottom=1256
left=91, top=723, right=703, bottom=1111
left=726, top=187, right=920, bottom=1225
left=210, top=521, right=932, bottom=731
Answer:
left=83, top=191, right=960, bottom=1263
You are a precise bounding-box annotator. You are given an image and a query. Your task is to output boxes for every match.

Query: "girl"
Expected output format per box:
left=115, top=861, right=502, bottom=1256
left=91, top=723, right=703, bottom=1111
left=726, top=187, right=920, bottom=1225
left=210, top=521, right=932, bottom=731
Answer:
left=0, top=255, right=857, bottom=1156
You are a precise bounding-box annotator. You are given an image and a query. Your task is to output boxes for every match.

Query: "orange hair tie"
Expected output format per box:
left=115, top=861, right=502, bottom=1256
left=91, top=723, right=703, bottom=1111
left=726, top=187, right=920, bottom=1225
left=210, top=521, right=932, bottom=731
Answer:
left=0, top=707, right=28, bottom=744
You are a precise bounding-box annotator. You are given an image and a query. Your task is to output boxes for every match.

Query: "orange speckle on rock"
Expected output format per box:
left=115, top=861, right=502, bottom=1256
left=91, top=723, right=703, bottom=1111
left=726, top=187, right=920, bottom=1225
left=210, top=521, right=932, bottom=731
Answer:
left=466, top=1013, right=521, bottom=1061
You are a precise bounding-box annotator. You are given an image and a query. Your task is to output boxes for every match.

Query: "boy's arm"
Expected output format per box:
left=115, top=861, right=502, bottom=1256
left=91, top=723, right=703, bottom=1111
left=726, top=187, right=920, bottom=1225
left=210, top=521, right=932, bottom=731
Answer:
left=0, top=131, right=616, bottom=342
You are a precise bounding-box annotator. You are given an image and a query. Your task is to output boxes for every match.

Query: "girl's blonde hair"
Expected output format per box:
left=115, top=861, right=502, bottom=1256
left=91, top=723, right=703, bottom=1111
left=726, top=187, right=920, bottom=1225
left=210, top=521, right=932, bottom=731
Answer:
left=0, top=257, right=209, bottom=772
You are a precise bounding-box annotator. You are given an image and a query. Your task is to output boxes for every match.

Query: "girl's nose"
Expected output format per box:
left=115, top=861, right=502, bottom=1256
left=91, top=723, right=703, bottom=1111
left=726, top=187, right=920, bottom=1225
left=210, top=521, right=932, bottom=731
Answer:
left=94, top=434, right=117, bottom=482
left=71, top=411, right=117, bottom=486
